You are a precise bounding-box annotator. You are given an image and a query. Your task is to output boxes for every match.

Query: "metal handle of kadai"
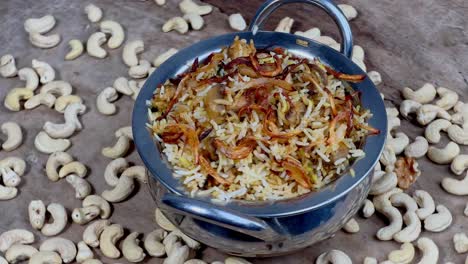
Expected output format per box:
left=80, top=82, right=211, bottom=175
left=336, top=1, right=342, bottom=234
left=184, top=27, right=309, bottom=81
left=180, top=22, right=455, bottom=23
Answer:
left=248, top=0, right=354, bottom=58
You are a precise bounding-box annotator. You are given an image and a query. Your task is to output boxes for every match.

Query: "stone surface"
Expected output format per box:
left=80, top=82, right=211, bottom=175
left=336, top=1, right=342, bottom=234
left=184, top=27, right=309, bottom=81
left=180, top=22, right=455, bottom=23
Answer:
left=0, top=0, right=466, bottom=263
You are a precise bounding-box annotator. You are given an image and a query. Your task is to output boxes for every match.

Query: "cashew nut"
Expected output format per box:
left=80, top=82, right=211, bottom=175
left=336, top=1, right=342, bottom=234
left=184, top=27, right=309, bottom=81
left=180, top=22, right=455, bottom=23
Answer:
left=76, top=241, right=94, bottom=263
left=115, top=126, right=133, bottom=139
left=122, top=40, right=144, bottom=67
left=59, top=161, right=87, bottom=178
left=39, top=81, right=72, bottom=97
left=0, top=182, right=17, bottom=200
left=453, top=233, right=468, bottom=253
left=451, top=155, right=468, bottom=175
left=86, top=32, right=107, bottom=59
left=435, top=87, right=458, bottom=110
left=399, top=99, right=421, bottom=118
left=413, top=190, right=435, bottom=220
left=66, top=175, right=92, bottom=199
left=128, top=60, right=151, bottom=79
left=442, top=172, right=468, bottom=196
left=32, top=59, right=55, bottom=84
left=390, top=192, right=418, bottom=212
left=0, top=229, right=34, bottom=252
left=424, top=119, right=451, bottom=144
left=72, top=206, right=100, bottom=225
left=155, top=0, right=166, bottom=5
left=380, top=144, right=397, bottom=168
left=40, top=237, right=76, bottom=263
left=129, top=80, right=141, bottom=100
left=34, top=131, right=71, bottom=153
left=18, top=67, right=39, bottom=90
left=29, top=32, right=61, bottom=49
left=169, top=229, right=200, bottom=250
left=153, top=48, right=178, bottom=67
left=4, top=88, right=33, bottom=111
left=0, top=54, right=17, bottom=78
left=25, top=93, right=56, bottom=109
left=101, top=136, right=131, bottom=158
left=44, top=102, right=86, bottom=138
left=452, top=102, right=468, bottom=129
left=41, top=203, right=68, bottom=236
left=402, top=83, right=436, bottom=104
left=121, top=232, right=145, bottom=262
left=393, top=211, right=421, bottom=243
left=183, top=13, right=204, bottom=30
left=46, top=152, right=73, bottom=181
left=24, top=15, right=55, bottom=33
left=388, top=242, right=415, bottom=264
left=370, top=168, right=397, bottom=195
left=376, top=204, right=403, bottom=241
left=84, top=4, right=103, bottom=23
left=83, top=195, right=111, bottom=219
left=274, top=17, right=294, bottom=33
left=83, top=219, right=110, bottom=247
left=101, top=174, right=135, bottom=202
left=144, top=229, right=166, bottom=257
left=427, top=141, right=460, bottom=164
left=387, top=132, right=409, bottom=155
left=338, top=4, right=358, bottom=21
left=155, top=208, right=177, bottom=231
left=122, top=166, right=147, bottom=184
left=0, top=157, right=26, bottom=177
left=96, top=87, right=118, bottom=115
left=416, top=237, right=438, bottom=264
left=163, top=243, right=189, bottom=264
left=228, top=13, right=246, bottom=31
left=294, top=27, right=321, bottom=39
left=416, top=104, right=451, bottom=125
left=162, top=17, right=189, bottom=34
left=342, top=218, right=359, bottom=233
left=29, top=251, right=62, bottom=264
left=404, top=136, right=429, bottom=159
left=447, top=124, right=468, bottom=145
left=424, top=204, right=452, bottom=232
left=65, top=39, right=84, bottom=60
left=100, top=224, right=124, bottom=258
left=113, top=77, right=133, bottom=95
left=5, top=244, right=38, bottom=263
left=104, top=158, right=129, bottom=187
left=363, top=257, right=377, bottom=264
left=54, top=95, right=83, bottom=113
left=362, top=199, right=375, bottom=218
left=367, top=71, right=382, bottom=86
left=1, top=122, right=22, bottom=151
left=315, top=249, right=352, bottom=264
left=100, top=20, right=125, bottom=49
left=179, top=0, right=212, bottom=15
left=0, top=167, right=21, bottom=187
left=29, top=200, right=46, bottom=230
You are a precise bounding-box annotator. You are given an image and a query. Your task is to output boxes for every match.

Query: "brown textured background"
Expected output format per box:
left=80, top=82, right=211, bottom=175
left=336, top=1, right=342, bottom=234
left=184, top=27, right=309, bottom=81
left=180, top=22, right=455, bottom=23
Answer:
left=0, top=0, right=467, bottom=263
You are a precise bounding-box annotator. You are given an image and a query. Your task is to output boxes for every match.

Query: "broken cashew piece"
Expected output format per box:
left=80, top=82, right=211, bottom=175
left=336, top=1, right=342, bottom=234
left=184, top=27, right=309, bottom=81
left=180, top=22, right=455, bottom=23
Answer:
left=425, top=119, right=451, bottom=144
left=34, top=131, right=71, bottom=154
left=388, top=242, right=415, bottom=264
left=435, top=87, right=458, bottom=110
left=104, top=158, right=129, bottom=187
left=229, top=13, right=246, bottom=31
left=0, top=167, right=21, bottom=187
left=24, top=15, right=55, bottom=33
left=404, top=136, right=429, bottom=159
left=183, top=13, right=204, bottom=30
left=413, top=190, right=435, bottom=220
left=367, top=71, right=382, bottom=85
left=0, top=229, right=34, bottom=252
left=338, top=4, right=358, bottom=21
left=40, top=237, right=76, bottom=263
left=24, top=93, right=56, bottom=109
left=362, top=199, right=375, bottom=218
left=4, top=88, right=33, bottom=111
left=83, top=219, right=110, bottom=247
left=162, top=17, right=189, bottom=34
left=29, top=32, right=61, bottom=49
left=401, top=83, right=436, bottom=104
left=274, top=17, right=294, bottom=33
left=101, top=135, right=131, bottom=158
left=59, top=161, right=87, bottom=178
left=122, top=232, right=146, bottom=263
left=66, top=175, right=92, bottom=199
left=447, top=124, right=468, bottom=145
left=427, top=141, right=460, bottom=164
left=65, top=39, right=84, bottom=60
left=179, top=0, right=212, bottom=15
left=72, top=206, right=100, bottom=225
left=113, top=77, right=133, bottom=96
left=96, top=87, right=118, bottom=115
left=453, top=233, right=468, bottom=254
left=100, top=20, right=125, bottom=49
left=315, top=249, right=352, bottom=264
left=0, top=54, right=17, bottom=78
left=442, top=172, right=468, bottom=196
left=122, top=40, right=144, bottom=67
left=85, top=4, right=103, bottom=23
left=29, top=251, right=62, bottom=264
left=46, top=151, right=73, bottom=182
left=1, top=122, right=23, bottom=151
left=128, top=60, right=151, bottom=79
left=5, top=244, right=38, bottom=263
left=451, top=155, right=468, bottom=175
left=144, top=229, right=166, bottom=257
left=416, top=237, right=439, bottom=264
left=83, top=195, right=111, bottom=219
left=32, top=59, right=55, bottom=84
left=18, top=67, right=39, bottom=90
left=86, top=32, right=107, bottom=59
left=424, top=204, right=452, bottom=232
left=100, top=224, right=124, bottom=259
left=342, top=218, right=359, bottom=233
left=153, top=48, right=178, bottom=67
left=101, top=174, right=135, bottom=202
left=28, top=200, right=46, bottom=230
left=76, top=241, right=94, bottom=263
left=41, top=203, right=68, bottom=236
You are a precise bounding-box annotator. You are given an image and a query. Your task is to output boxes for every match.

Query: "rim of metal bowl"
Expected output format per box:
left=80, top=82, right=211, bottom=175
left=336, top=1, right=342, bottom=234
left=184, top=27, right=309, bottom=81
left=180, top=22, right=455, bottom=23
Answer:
left=132, top=31, right=387, bottom=218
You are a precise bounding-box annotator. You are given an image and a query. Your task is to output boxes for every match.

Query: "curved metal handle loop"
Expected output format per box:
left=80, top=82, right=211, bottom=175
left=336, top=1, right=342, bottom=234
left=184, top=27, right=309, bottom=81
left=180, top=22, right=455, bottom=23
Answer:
left=248, top=0, right=353, bottom=58
left=161, top=193, right=284, bottom=241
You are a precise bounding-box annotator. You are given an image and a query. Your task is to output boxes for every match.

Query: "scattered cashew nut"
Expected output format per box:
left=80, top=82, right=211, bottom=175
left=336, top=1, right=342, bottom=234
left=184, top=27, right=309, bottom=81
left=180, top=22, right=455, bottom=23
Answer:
left=122, top=232, right=146, bottom=263
left=441, top=172, right=468, bottom=196
left=83, top=219, right=110, bottom=247
left=400, top=100, right=421, bottom=118
left=28, top=200, right=46, bottom=230
left=34, top=131, right=71, bottom=154
left=435, top=87, right=458, bottom=110
left=229, top=13, right=246, bottom=31
left=100, top=20, right=125, bottom=49
left=179, top=0, right=212, bottom=15
left=416, top=237, right=438, bottom=264
left=32, top=59, right=55, bottom=84
left=413, top=190, right=435, bottom=220
left=44, top=102, right=86, bottom=138
left=342, top=218, right=359, bottom=233
left=155, top=208, right=177, bottom=231
left=100, top=224, right=124, bottom=259
left=129, top=60, right=151, bottom=79
left=18, top=67, right=39, bottom=90
left=427, top=141, right=460, bottom=164
left=76, top=241, right=94, bottom=263
left=1, top=122, right=23, bottom=151
left=144, top=229, right=166, bottom=257
left=453, top=233, right=468, bottom=254
left=113, top=77, right=133, bottom=96
left=162, top=17, right=189, bottom=34
left=362, top=199, right=375, bottom=218
left=86, top=32, right=107, bottom=59
left=315, top=249, right=352, bottom=264
left=24, top=15, right=56, bottom=33
left=72, top=206, right=100, bottom=225
left=0, top=229, right=34, bottom=252
left=5, top=244, right=38, bottom=263
left=24, top=93, right=56, bottom=109
left=29, top=32, right=61, bottom=49
left=46, top=151, right=73, bottom=182
left=66, top=174, right=92, bottom=199
left=387, top=132, right=409, bottom=155
left=122, top=40, right=144, bottom=67
left=388, top=242, right=415, bottom=264
left=451, top=155, right=468, bottom=175
left=55, top=95, right=83, bottom=113
left=338, top=4, right=358, bottom=21
left=29, top=251, right=62, bottom=264
left=4, top=88, right=33, bottom=111
left=41, top=203, right=68, bottom=236
left=40, top=237, right=76, bottom=263
left=85, top=4, right=103, bottom=23
left=83, top=195, right=111, bottom=219
left=96, top=87, right=118, bottom=115
left=274, top=17, right=294, bottom=33
left=424, top=119, right=451, bottom=144
left=447, top=124, right=468, bottom=145
left=101, top=135, right=131, bottom=158
left=416, top=104, right=451, bottom=125
left=65, top=39, right=84, bottom=60
left=0, top=55, right=17, bottom=78
left=183, top=13, right=204, bottom=30
left=101, top=174, right=135, bottom=203
left=404, top=136, right=429, bottom=159
left=402, top=83, right=436, bottom=104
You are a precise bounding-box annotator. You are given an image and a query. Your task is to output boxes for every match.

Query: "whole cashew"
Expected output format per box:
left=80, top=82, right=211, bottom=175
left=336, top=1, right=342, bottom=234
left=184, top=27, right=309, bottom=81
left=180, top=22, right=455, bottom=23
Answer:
left=18, top=67, right=39, bottom=90
left=401, top=83, right=436, bottom=104
left=44, top=102, right=86, bottom=138
left=28, top=200, right=46, bottom=230
left=32, top=59, right=55, bottom=84
left=29, top=251, right=62, bottom=264
left=86, top=32, right=107, bottom=59
left=24, top=15, right=55, bottom=33
left=162, top=17, right=189, bottom=34
left=129, top=80, right=141, bottom=100
left=342, top=218, right=359, bottom=233
left=386, top=132, right=409, bottom=155
left=388, top=242, right=415, bottom=264
left=442, top=172, right=468, bottom=195
left=453, top=233, right=468, bottom=254
left=274, top=17, right=294, bottom=33
left=122, top=232, right=146, bottom=262
left=104, top=158, right=129, bottom=187
left=5, top=244, right=38, bottom=263
left=399, top=100, right=421, bottom=118
left=447, top=124, right=468, bottom=145
left=24, top=93, right=56, bottom=109
left=72, top=206, right=100, bottom=225
left=113, top=77, right=133, bottom=96
left=413, top=190, right=435, bottom=220
left=83, top=195, right=111, bottom=219
left=122, top=40, right=144, bottom=67
left=294, top=27, right=321, bottom=39
left=1, top=122, right=23, bottom=151
left=416, top=237, right=438, bottom=264
left=451, top=155, right=468, bottom=175
left=168, top=229, right=200, bottom=250
left=115, top=126, right=133, bottom=139
left=424, top=119, right=451, bottom=144
left=228, top=13, right=247, bottom=31
left=153, top=48, right=178, bottom=67
left=4, top=88, right=33, bottom=111
left=59, top=161, right=87, bottom=178
left=393, top=211, right=421, bottom=243
left=183, top=13, right=204, bottom=30
left=380, top=145, right=397, bottom=168
left=84, top=4, right=103, bottom=23
left=452, top=102, right=468, bottom=129
left=338, top=4, right=358, bottom=21
left=76, top=241, right=94, bottom=263
left=390, top=192, right=418, bottom=212
left=100, top=224, right=124, bottom=259
left=179, top=0, right=212, bottom=15
left=40, top=237, right=76, bottom=263
left=96, top=87, right=118, bottom=115
left=144, top=229, right=166, bottom=257
left=0, top=167, right=21, bottom=187
left=54, top=95, right=83, bottom=113
left=427, top=141, right=460, bottom=164
left=34, top=131, right=71, bottom=153
left=370, top=168, right=397, bottom=195
left=101, top=136, right=131, bottom=158
left=46, top=152, right=73, bottom=181
left=128, top=60, right=151, bottom=79
left=41, top=203, right=68, bottom=236
left=0, top=182, right=17, bottom=200
left=155, top=208, right=177, bottom=231
left=121, top=166, right=147, bottom=184
left=66, top=175, right=92, bottom=199
left=163, top=243, right=189, bottom=264
left=367, top=71, right=382, bottom=86
left=362, top=199, right=375, bottom=218
left=100, top=20, right=125, bottom=49
left=315, top=249, right=352, bottom=264
left=0, top=54, right=17, bottom=78
left=83, top=219, right=110, bottom=247
left=435, top=87, right=458, bottom=110
left=404, top=136, right=429, bottom=159
left=101, top=175, right=135, bottom=203
left=376, top=205, right=403, bottom=241
left=40, top=80, right=72, bottom=96
left=29, top=32, right=61, bottom=49
left=65, top=39, right=84, bottom=60
left=0, top=229, right=34, bottom=252
left=416, top=104, right=451, bottom=125
left=0, top=157, right=26, bottom=180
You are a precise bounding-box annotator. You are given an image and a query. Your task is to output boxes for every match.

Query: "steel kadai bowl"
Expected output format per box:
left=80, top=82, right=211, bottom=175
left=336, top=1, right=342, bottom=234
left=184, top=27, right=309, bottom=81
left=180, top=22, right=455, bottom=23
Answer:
left=133, top=0, right=387, bottom=257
